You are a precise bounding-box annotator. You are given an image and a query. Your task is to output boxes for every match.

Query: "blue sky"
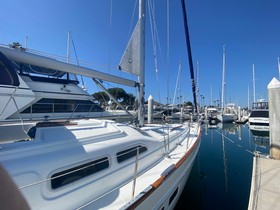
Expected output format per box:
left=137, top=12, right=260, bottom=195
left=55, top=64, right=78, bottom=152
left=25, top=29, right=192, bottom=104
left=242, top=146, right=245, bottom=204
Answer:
left=1, top=0, right=280, bottom=108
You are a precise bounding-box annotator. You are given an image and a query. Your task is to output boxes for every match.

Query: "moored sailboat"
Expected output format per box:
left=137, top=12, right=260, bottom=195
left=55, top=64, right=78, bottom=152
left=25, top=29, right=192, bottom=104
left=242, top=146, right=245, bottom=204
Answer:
left=0, top=0, right=201, bottom=209
left=217, top=45, right=237, bottom=123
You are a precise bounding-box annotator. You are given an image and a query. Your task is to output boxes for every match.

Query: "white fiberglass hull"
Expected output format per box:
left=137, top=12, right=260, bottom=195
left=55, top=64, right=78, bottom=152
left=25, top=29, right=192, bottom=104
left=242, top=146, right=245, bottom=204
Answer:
left=128, top=135, right=200, bottom=210
left=248, top=117, right=269, bottom=126
left=0, top=119, right=201, bottom=210
left=217, top=113, right=237, bottom=123
left=0, top=121, right=35, bottom=142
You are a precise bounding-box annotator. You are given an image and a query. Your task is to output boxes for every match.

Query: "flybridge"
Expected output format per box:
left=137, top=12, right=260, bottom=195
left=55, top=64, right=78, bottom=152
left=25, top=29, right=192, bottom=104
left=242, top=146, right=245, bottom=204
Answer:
left=0, top=45, right=138, bottom=87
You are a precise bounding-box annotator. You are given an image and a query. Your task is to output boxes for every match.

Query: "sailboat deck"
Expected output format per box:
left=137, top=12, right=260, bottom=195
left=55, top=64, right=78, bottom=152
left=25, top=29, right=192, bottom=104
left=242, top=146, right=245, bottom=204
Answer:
left=85, top=124, right=200, bottom=210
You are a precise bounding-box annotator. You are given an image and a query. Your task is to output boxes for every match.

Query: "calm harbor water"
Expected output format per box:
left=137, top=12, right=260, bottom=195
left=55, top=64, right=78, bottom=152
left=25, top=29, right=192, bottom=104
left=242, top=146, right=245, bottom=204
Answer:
left=176, top=122, right=270, bottom=210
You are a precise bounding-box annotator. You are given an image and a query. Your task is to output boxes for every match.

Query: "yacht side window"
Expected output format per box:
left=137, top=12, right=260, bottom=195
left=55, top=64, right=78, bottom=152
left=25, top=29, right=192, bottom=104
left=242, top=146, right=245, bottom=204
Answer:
left=0, top=51, right=20, bottom=86
left=117, top=145, right=147, bottom=163
left=51, top=157, right=109, bottom=189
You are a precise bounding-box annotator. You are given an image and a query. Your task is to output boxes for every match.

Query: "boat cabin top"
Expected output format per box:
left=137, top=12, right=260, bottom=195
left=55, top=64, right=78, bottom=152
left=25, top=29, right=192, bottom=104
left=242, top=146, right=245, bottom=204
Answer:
left=252, top=101, right=268, bottom=110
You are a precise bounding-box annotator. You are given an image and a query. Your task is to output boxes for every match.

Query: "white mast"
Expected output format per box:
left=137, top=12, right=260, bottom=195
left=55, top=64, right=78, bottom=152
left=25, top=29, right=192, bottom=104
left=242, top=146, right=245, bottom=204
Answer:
left=118, top=0, right=146, bottom=126
left=252, top=64, right=256, bottom=103
left=221, top=44, right=226, bottom=111
left=67, top=31, right=71, bottom=63
left=210, top=84, right=212, bottom=106
left=248, top=85, right=250, bottom=110
left=196, top=61, right=199, bottom=109
left=277, top=57, right=280, bottom=80
left=24, top=36, right=28, bottom=49
left=138, top=0, right=146, bottom=127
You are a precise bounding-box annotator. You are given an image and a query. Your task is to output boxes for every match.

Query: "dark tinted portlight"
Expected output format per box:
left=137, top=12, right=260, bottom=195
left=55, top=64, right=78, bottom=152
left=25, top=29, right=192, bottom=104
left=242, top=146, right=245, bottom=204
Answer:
left=51, top=157, right=109, bottom=189
left=169, top=187, right=178, bottom=205
left=117, top=146, right=147, bottom=163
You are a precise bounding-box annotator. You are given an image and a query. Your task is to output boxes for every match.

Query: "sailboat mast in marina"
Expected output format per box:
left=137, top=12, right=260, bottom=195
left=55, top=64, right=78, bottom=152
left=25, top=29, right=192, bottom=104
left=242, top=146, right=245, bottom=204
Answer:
left=221, top=44, right=226, bottom=111
left=253, top=64, right=256, bottom=103
left=181, top=0, right=198, bottom=113
left=217, top=45, right=237, bottom=123
left=118, top=0, right=146, bottom=127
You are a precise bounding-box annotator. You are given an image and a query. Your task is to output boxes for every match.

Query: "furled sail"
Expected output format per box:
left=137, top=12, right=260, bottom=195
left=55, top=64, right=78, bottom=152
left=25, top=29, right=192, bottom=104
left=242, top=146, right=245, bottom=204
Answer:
left=118, top=20, right=141, bottom=76
left=0, top=46, right=137, bottom=87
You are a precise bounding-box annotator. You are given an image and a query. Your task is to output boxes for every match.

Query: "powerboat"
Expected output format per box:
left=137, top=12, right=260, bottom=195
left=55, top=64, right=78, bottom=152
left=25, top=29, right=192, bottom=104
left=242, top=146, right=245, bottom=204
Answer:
left=248, top=100, right=269, bottom=126
left=217, top=103, right=238, bottom=123
left=0, top=45, right=134, bottom=142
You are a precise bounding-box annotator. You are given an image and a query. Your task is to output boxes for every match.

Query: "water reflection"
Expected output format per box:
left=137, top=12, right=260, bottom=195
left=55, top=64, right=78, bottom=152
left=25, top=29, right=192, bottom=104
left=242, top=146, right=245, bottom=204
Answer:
left=249, top=124, right=269, bottom=148
left=221, top=125, right=228, bottom=193
left=217, top=122, right=237, bottom=134
left=176, top=122, right=270, bottom=210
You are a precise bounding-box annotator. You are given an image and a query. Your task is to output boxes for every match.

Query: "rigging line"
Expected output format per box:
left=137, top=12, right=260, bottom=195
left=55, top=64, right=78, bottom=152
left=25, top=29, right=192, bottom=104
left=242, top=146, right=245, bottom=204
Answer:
left=149, top=0, right=167, bottom=103
left=148, top=0, right=161, bottom=103
left=116, top=0, right=139, bottom=97
left=155, top=25, right=165, bottom=67
left=28, top=47, right=117, bottom=69
left=196, top=61, right=199, bottom=109
left=108, top=0, right=113, bottom=75
left=127, top=0, right=138, bottom=41
left=0, top=87, right=28, bottom=135
left=70, top=32, right=85, bottom=87
left=214, top=129, right=256, bottom=155
left=166, top=0, right=170, bottom=104
left=172, top=58, right=182, bottom=108
left=148, top=16, right=166, bottom=103
left=121, top=0, right=138, bottom=92
left=93, top=83, right=109, bottom=107
left=97, top=81, right=135, bottom=109
left=18, top=123, right=189, bottom=190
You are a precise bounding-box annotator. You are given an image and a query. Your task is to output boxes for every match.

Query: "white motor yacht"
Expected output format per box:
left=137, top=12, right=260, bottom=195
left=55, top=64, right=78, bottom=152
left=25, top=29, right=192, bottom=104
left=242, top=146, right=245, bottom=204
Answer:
left=0, top=46, right=134, bottom=142
left=248, top=100, right=269, bottom=126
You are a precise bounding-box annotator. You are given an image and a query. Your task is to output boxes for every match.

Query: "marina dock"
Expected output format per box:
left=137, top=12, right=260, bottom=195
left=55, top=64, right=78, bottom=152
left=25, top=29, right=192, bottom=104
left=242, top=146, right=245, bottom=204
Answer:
left=248, top=77, right=280, bottom=210
left=248, top=156, right=280, bottom=210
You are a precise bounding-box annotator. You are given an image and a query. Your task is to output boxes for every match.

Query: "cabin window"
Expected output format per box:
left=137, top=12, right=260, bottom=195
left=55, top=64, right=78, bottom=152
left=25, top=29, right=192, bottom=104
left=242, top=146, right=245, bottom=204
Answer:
left=51, top=157, right=109, bottom=189
left=169, top=187, right=178, bottom=205
left=117, top=146, right=147, bottom=163
left=0, top=51, right=20, bottom=86
left=21, top=98, right=104, bottom=114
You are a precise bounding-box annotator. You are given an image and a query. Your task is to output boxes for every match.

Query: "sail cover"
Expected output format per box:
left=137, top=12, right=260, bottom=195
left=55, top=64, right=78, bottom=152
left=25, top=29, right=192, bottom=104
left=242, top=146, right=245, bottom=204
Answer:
left=118, top=20, right=141, bottom=76
left=0, top=46, right=137, bottom=87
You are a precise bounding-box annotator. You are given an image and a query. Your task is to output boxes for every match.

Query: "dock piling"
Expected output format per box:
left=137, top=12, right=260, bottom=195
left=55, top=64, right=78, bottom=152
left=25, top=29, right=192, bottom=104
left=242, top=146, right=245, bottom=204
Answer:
left=147, top=95, right=153, bottom=124
left=268, top=77, right=280, bottom=159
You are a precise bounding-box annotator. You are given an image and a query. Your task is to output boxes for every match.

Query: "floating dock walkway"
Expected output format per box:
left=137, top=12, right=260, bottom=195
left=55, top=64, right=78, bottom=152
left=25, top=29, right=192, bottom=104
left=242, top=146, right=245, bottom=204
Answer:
left=248, top=155, right=280, bottom=210
left=248, top=78, right=280, bottom=210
